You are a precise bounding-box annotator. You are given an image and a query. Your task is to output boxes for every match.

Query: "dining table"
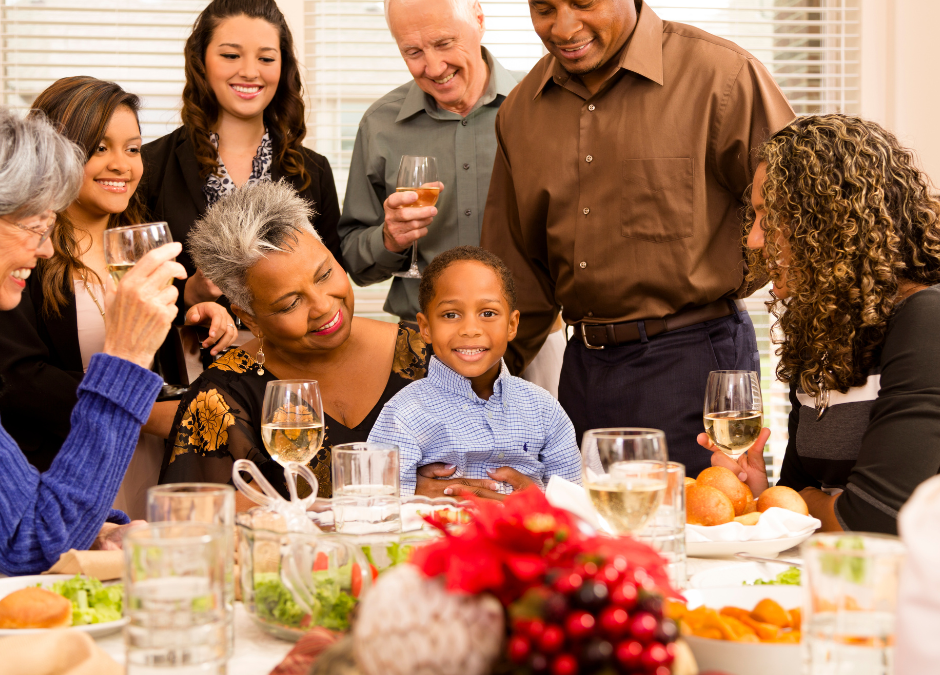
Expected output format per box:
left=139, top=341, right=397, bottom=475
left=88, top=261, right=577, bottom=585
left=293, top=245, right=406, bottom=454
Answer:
left=91, top=546, right=804, bottom=674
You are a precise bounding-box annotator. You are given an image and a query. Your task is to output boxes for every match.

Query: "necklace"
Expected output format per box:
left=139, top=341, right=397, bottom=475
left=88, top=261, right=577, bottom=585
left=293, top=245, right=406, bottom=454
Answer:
left=79, top=268, right=106, bottom=319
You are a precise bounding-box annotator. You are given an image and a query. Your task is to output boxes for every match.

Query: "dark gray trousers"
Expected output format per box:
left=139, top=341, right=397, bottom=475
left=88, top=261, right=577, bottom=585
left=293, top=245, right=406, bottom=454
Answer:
left=558, top=309, right=760, bottom=478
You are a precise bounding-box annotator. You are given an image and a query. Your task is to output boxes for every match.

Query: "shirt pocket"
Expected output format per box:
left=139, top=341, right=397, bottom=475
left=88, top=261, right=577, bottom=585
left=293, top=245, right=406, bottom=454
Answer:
left=621, top=158, right=694, bottom=243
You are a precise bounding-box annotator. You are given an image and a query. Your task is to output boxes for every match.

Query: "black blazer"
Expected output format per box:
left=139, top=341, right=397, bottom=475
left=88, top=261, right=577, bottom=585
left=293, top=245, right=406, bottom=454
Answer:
left=0, top=270, right=183, bottom=471
left=139, top=126, right=344, bottom=281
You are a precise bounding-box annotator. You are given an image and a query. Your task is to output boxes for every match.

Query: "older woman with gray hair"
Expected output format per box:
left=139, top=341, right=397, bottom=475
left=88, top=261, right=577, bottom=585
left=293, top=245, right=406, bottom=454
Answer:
left=0, top=108, right=185, bottom=575
left=163, top=180, right=532, bottom=502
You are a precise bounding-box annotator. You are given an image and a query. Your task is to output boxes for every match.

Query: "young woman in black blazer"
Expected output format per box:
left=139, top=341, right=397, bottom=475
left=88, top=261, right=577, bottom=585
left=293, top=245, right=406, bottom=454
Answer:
left=139, top=0, right=343, bottom=309
left=0, top=77, right=237, bottom=517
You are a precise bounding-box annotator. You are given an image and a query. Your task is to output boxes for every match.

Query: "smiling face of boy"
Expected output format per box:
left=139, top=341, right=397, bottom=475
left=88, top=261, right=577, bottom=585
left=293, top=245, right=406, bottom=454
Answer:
left=417, top=260, right=520, bottom=399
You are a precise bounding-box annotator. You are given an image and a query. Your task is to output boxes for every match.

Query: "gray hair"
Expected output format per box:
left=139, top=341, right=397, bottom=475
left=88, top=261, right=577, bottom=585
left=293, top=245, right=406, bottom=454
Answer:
left=0, top=107, right=83, bottom=218
left=188, top=180, right=321, bottom=315
left=385, top=0, right=479, bottom=28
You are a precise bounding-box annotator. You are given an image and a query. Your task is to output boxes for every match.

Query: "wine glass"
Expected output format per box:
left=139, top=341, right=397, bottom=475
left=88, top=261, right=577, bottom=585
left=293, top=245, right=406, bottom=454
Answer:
left=261, top=380, right=325, bottom=468
left=581, top=428, right=668, bottom=535
left=103, top=222, right=173, bottom=284
left=392, top=155, right=439, bottom=279
left=703, top=370, right=763, bottom=459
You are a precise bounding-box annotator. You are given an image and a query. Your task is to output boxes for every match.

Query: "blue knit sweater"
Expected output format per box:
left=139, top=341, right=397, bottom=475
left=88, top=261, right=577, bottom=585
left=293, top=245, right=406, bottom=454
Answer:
left=0, top=353, right=161, bottom=575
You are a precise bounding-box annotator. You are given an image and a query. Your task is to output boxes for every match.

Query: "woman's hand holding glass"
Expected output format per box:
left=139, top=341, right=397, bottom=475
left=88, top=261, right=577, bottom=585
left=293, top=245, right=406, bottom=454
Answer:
left=185, top=302, right=239, bottom=356
left=102, top=242, right=186, bottom=369
left=697, top=427, right=772, bottom=497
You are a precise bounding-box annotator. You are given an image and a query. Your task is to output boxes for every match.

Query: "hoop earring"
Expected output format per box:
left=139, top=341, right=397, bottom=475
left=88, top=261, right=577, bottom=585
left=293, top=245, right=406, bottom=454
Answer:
left=256, top=336, right=265, bottom=376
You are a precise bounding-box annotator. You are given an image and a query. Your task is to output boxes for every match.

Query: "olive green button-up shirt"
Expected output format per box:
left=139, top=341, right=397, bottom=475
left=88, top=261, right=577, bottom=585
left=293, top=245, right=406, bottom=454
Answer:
left=338, top=48, right=524, bottom=321
left=480, top=1, right=795, bottom=375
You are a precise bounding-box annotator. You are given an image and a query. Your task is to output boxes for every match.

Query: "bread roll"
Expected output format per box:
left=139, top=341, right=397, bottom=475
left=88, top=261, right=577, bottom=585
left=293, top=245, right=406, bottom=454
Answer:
left=743, top=493, right=757, bottom=514
left=697, top=466, right=752, bottom=516
left=758, top=486, right=809, bottom=516
left=734, top=512, right=761, bottom=526
left=0, top=587, right=72, bottom=629
left=684, top=477, right=697, bottom=488
left=686, top=484, right=735, bottom=526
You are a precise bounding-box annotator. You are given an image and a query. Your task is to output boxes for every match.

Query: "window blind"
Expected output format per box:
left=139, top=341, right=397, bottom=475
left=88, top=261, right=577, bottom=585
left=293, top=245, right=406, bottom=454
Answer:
left=0, top=0, right=208, bottom=142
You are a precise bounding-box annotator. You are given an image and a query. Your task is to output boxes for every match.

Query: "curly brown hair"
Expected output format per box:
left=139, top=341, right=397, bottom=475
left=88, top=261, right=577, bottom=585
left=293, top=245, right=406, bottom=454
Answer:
left=746, top=114, right=940, bottom=397
left=181, top=0, right=309, bottom=189
left=29, top=76, right=145, bottom=317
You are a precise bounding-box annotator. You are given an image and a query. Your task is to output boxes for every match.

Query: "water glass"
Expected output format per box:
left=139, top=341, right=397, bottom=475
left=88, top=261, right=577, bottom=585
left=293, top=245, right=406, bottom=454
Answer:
left=147, top=484, right=235, bottom=657
left=635, top=461, right=686, bottom=589
left=801, top=533, right=907, bottom=675
left=332, top=442, right=401, bottom=534
left=123, top=522, right=227, bottom=674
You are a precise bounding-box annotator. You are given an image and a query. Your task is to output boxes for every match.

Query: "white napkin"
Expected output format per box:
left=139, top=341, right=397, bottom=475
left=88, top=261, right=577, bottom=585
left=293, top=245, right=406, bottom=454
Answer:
left=685, top=507, right=820, bottom=543
left=545, top=476, right=600, bottom=529
left=896, top=475, right=940, bottom=675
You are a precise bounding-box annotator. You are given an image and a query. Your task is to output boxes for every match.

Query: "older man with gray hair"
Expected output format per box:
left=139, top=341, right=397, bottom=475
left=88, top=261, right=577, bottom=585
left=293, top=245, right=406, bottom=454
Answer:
left=338, top=0, right=566, bottom=395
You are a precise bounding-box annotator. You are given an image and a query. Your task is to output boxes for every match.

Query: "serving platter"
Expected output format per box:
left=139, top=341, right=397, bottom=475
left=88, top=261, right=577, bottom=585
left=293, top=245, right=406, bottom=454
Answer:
left=689, top=560, right=801, bottom=589
left=0, top=574, right=127, bottom=638
left=681, top=586, right=802, bottom=675
left=686, top=531, right=812, bottom=558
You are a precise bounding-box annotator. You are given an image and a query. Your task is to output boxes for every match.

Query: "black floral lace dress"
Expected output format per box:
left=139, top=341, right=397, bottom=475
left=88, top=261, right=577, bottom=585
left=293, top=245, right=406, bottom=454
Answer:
left=160, top=324, right=429, bottom=498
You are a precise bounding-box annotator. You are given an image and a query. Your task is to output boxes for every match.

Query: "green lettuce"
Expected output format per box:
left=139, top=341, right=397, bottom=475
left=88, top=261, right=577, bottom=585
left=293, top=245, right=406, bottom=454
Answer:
left=746, top=566, right=801, bottom=586
left=45, top=575, right=123, bottom=625
left=253, top=569, right=357, bottom=633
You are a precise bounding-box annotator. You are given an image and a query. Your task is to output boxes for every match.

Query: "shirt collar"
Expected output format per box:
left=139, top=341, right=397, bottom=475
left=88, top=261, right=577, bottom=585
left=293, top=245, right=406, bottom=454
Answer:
left=427, top=355, right=511, bottom=402
left=396, top=47, right=514, bottom=123
left=535, top=0, right=664, bottom=99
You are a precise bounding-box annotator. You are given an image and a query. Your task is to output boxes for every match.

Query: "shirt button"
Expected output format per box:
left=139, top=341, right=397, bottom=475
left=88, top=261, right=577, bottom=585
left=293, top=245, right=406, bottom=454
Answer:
left=580, top=261, right=587, bottom=268
left=583, top=207, right=590, bottom=215
left=463, top=163, right=470, bottom=170
left=465, top=209, right=472, bottom=216
left=588, top=104, right=596, bottom=111
left=586, top=155, right=593, bottom=163
left=588, top=311, right=594, bottom=317
left=461, top=119, right=468, bottom=126
left=497, top=452, right=505, bottom=459
left=486, top=412, right=492, bottom=419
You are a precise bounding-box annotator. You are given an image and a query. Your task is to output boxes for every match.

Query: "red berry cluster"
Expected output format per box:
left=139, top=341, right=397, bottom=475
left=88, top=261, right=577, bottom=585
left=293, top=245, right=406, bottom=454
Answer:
left=505, top=558, right=678, bottom=675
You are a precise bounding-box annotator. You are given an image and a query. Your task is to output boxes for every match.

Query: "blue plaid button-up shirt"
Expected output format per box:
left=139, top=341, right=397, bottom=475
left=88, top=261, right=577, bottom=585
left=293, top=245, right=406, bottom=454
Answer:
left=369, top=356, right=583, bottom=495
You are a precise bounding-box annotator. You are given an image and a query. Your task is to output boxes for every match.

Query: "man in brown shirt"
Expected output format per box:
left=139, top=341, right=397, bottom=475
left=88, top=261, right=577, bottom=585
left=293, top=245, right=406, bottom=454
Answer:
left=480, top=0, right=794, bottom=474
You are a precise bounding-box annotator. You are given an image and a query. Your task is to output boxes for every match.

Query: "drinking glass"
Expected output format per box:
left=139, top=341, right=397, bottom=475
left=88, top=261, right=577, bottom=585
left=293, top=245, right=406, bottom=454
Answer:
left=103, top=222, right=173, bottom=284
left=635, top=461, right=686, bottom=588
left=123, top=522, right=227, bottom=675
left=332, top=442, right=401, bottom=534
left=261, top=380, right=325, bottom=469
left=147, top=484, right=236, bottom=658
left=802, top=533, right=906, bottom=675
left=392, top=155, right=439, bottom=279
left=703, top=370, right=763, bottom=459
left=581, top=428, right=668, bottom=536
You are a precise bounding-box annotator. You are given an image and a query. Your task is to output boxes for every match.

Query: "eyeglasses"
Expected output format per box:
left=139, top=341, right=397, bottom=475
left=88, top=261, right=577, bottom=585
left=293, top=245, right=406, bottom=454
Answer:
left=2, top=211, right=57, bottom=247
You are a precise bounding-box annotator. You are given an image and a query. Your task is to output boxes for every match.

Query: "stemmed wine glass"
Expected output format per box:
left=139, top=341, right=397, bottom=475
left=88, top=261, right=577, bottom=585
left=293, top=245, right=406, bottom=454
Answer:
left=581, top=428, right=668, bottom=535
left=102, top=221, right=173, bottom=284
left=703, top=370, right=763, bottom=459
left=392, top=155, right=439, bottom=279
left=261, top=380, right=325, bottom=469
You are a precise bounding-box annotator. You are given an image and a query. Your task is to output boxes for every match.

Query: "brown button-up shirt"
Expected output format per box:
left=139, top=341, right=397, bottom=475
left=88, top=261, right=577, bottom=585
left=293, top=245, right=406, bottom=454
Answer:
left=481, top=1, right=795, bottom=375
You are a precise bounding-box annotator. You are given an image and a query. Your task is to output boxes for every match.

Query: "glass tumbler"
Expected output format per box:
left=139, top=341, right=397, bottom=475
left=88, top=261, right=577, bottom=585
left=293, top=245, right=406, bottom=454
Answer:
left=332, top=442, right=401, bottom=534
left=147, top=484, right=235, bottom=657
left=635, top=461, right=686, bottom=589
left=123, top=522, right=227, bottom=674
left=802, top=533, right=907, bottom=675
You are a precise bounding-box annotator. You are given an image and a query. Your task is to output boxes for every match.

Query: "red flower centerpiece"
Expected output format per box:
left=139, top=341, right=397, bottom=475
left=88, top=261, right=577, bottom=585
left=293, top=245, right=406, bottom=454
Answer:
left=408, top=487, right=683, bottom=675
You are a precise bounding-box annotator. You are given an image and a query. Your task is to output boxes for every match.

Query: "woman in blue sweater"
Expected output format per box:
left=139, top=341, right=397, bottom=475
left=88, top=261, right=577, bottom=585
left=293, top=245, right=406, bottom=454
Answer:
left=0, top=108, right=185, bottom=575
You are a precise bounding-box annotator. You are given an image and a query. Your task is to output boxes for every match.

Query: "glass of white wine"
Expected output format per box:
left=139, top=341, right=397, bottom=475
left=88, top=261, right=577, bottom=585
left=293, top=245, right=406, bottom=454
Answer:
left=581, top=428, right=668, bottom=536
left=392, top=155, right=439, bottom=279
left=260, top=380, right=325, bottom=469
left=102, top=221, right=173, bottom=284
left=703, top=370, right=763, bottom=459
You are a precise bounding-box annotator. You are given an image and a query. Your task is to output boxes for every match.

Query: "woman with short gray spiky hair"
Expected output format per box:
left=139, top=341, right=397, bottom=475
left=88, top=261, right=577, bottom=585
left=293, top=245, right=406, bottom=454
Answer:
left=165, top=180, right=442, bottom=498
left=187, top=179, right=321, bottom=315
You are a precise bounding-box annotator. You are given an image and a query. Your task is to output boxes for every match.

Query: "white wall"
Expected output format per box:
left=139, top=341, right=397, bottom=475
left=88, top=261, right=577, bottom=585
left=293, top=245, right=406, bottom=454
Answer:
left=860, top=0, right=940, bottom=186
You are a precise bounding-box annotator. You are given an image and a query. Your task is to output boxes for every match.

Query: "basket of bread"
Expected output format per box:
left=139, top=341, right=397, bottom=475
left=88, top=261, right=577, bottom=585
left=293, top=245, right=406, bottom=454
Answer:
left=685, top=467, right=820, bottom=557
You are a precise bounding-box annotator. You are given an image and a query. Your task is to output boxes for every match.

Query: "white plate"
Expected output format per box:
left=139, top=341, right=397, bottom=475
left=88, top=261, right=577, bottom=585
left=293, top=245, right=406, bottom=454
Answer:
left=689, top=560, right=801, bottom=589
left=686, top=531, right=812, bottom=558
left=0, top=575, right=127, bottom=638
left=682, top=586, right=802, bottom=675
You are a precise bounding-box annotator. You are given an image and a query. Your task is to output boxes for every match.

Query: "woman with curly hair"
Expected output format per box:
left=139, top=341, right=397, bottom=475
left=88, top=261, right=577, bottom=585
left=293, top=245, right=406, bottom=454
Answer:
left=138, top=0, right=343, bottom=310
left=699, top=114, right=940, bottom=534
